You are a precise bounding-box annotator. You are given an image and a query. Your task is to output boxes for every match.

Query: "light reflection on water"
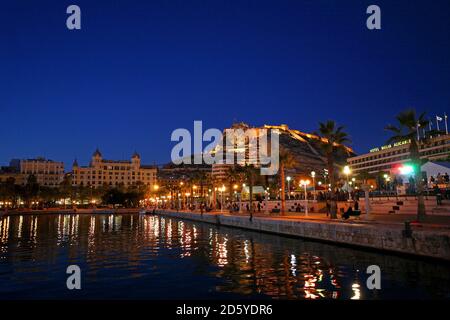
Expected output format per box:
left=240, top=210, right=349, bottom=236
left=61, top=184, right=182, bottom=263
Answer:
left=0, top=214, right=449, bottom=300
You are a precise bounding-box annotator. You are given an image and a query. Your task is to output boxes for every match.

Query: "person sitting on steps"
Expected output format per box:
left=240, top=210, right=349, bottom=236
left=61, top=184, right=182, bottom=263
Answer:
left=342, top=205, right=353, bottom=220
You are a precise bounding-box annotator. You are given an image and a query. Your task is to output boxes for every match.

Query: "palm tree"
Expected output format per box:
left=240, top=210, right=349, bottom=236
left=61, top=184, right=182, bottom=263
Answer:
left=316, top=121, right=351, bottom=219
left=59, top=175, right=73, bottom=209
left=225, top=166, right=243, bottom=209
left=23, top=174, right=39, bottom=208
left=279, top=147, right=297, bottom=215
left=191, top=170, right=209, bottom=214
left=385, top=109, right=428, bottom=222
left=0, top=177, right=17, bottom=208
left=241, top=164, right=258, bottom=221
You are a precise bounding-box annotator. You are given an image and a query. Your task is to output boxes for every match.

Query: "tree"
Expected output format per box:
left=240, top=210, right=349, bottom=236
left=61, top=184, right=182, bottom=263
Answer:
left=225, top=166, right=243, bottom=209
left=0, top=177, right=17, bottom=208
left=316, top=121, right=351, bottom=219
left=385, top=109, right=428, bottom=221
left=279, top=147, right=297, bottom=215
left=192, top=170, right=210, bottom=214
left=102, top=188, right=125, bottom=207
left=59, top=175, right=73, bottom=208
left=23, top=174, right=39, bottom=208
left=39, top=186, right=58, bottom=208
left=241, top=164, right=258, bottom=221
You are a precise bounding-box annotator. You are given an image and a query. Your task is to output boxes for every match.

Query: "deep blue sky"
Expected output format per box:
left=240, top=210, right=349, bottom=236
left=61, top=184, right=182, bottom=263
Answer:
left=1, top=0, right=449, bottom=168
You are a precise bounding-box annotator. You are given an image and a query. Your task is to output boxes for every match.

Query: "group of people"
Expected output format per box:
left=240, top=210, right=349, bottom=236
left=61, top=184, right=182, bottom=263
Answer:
left=342, top=200, right=360, bottom=220
left=429, top=172, right=450, bottom=186
left=324, top=198, right=360, bottom=220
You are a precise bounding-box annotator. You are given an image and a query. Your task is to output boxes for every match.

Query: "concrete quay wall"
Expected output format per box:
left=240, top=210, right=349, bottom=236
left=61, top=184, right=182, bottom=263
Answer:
left=160, top=210, right=450, bottom=261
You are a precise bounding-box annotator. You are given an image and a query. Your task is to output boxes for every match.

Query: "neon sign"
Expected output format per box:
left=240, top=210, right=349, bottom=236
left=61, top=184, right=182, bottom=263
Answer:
left=369, top=139, right=410, bottom=153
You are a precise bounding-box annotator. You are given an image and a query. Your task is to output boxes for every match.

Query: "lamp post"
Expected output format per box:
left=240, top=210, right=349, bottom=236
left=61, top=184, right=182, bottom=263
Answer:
left=286, top=176, right=291, bottom=200
left=311, top=171, right=316, bottom=201
left=383, top=174, right=391, bottom=194
left=153, top=184, right=159, bottom=208
left=241, top=183, right=246, bottom=213
left=238, top=184, right=243, bottom=213
left=179, top=182, right=184, bottom=209
left=208, top=189, right=212, bottom=207
left=220, top=185, right=225, bottom=213
left=233, top=184, right=238, bottom=202
left=343, top=165, right=351, bottom=200
left=264, top=188, right=269, bottom=214
left=300, top=179, right=310, bottom=216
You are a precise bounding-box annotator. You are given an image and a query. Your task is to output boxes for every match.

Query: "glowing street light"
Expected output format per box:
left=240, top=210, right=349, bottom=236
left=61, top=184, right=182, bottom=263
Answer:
left=219, top=185, right=226, bottom=213
left=343, top=166, right=351, bottom=199
left=299, top=179, right=311, bottom=216
left=384, top=174, right=391, bottom=192
left=311, top=171, right=316, bottom=201
left=286, top=176, right=292, bottom=200
left=343, top=165, right=351, bottom=175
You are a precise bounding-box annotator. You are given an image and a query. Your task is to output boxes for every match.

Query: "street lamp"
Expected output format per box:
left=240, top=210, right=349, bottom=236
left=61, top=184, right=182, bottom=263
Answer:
left=299, top=179, right=310, bottom=216
left=153, top=184, right=160, bottom=208
left=384, top=174, right=390, bottom=193
left=323, top=168, right=329, bottom=185
left=343, top=165, right=351, bottom=199
left=311, top=171, right=316, bottom=201
left=286, top=176, right=292, bottom=200
left=220, top=185, right=225, bottom=213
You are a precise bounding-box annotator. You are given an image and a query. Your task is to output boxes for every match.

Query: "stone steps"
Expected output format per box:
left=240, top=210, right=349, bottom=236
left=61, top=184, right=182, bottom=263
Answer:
left=346, top=199, right=450, bottom=216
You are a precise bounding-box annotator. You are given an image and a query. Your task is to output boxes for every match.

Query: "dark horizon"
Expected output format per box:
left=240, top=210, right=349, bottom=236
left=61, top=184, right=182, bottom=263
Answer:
left=1, top=0, right=449, bottom=169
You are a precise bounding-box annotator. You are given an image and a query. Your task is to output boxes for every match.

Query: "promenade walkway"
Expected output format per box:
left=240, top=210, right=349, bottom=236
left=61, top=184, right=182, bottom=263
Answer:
left=169, top=208, right=450, bottom=231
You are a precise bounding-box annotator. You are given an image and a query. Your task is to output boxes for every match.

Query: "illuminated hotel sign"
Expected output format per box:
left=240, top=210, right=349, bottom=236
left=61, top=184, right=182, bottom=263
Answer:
left=369, top=139, right=410, bottom=153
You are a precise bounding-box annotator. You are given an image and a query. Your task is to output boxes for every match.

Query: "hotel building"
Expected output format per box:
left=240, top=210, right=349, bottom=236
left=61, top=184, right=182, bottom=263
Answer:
left=71, top=149, right=157, bottom=188
left=347, top=134, right=450, bottom=174
left=8, top=157, right=64, bottom=187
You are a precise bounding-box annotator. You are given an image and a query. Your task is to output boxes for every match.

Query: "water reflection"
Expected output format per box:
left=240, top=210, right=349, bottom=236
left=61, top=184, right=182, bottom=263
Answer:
left=0, top=214, right=449, bottom=300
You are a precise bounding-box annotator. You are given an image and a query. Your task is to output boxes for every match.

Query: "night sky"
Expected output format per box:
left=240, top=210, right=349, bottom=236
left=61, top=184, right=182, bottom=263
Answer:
left=1, top=0, right=449, bottom=168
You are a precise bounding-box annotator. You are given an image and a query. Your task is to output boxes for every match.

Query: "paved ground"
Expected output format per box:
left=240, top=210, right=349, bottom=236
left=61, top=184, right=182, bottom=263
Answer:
left=171, top=209, right=450, bottom=230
